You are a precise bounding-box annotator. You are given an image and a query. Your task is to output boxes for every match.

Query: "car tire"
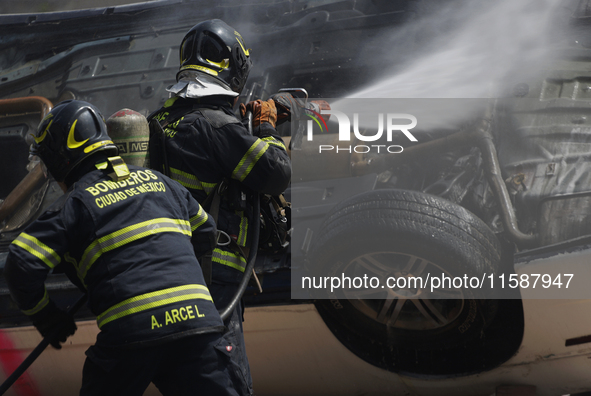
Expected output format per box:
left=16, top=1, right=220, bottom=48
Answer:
left=309, top=189, right=523, bottom=375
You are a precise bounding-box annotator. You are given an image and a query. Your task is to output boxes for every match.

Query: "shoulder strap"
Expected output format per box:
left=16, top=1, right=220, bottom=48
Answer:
left=148, top=118, right=171, bottom=177
left=198, top=180, right=228, bottom=286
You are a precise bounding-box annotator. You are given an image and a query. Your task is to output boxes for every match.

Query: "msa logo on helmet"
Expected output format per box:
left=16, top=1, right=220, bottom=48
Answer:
left=306, top=109, right=418, bottom=154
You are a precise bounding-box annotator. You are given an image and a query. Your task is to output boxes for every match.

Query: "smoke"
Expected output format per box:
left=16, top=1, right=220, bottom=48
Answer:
left=328, top=0, right=574, bottom=132
left=347, top=0, right=570, bottom=99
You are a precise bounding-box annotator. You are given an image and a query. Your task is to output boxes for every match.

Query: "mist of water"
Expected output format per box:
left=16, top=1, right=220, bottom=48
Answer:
left=351, top=0, right=569, bottom=99
left=331, top=0, right=573, bottom=130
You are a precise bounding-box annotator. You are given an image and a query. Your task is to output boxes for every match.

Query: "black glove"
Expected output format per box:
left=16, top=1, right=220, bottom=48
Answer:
left=269, top=92, right=297, bottom=126
left=31, top=301, right=77, bottom=350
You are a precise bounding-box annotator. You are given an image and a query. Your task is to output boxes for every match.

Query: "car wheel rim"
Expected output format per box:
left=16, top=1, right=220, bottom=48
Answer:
left=341, top=252, right=466, bottom=331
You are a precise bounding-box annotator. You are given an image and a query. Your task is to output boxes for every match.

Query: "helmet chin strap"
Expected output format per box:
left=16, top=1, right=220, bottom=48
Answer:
left=95, top=156, right=130, bottom=182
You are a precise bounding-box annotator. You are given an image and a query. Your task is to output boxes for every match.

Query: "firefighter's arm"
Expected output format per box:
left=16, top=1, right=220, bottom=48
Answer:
left=4, top=252, right=53, bottom=318
left=228, top=101, right=292, bottom=195
left=4, top=208, right=68, bottom=316
left=231, top=134, right=291, bottom=196
left=5, top=251, right=76, bottom=349
left=4, top=198, right=85, bottom=348
left=187, top=195, right=217, bottom=258
left=253, top=143, right=291, bottom=196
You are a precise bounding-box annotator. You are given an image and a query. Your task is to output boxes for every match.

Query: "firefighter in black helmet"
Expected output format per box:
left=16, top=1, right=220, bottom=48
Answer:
left=4, top=99, right=240, bottom=396
left=177, top=19, right=252, bottom=93
left=148, top=19, right=292, bottom=396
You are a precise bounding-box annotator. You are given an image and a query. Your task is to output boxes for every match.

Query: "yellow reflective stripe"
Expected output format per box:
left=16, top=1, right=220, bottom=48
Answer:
left=170, top=168, right=217, bottom=194
left=232, top=139, right=268, bottom=181
left=179, top=64, right=218, bottom=76
left=64, top=252, right=77, bottom=266
left=212, top=248, right=246, bottom=272
left=79, top=218, right=191, bottom=280
left=22, top=288, right=50, bottom=316
left=237, top=213, right=248, bottom=247
left=12, top=233, right=61, bottom=269
left=235, top=36, right=250, bottom=56
left=191, top=205, right=208, bottom=231
left=84, top=140, right=114, bottom=154
left=96, top=284, right=212, bottom=328
left=261, top=136, right=286, bottom=151
left=34, top=119, right=52, bottom=144
left=163, top=97, right=179, bottom=108
left=64, top=252, right=88, bottom=289
left=67, top=119, right=89, bottom=149
left=206, top=58, right=229, bottom=71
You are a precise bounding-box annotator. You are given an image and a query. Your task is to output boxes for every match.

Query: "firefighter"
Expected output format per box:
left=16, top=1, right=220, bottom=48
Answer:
left=4, top=99, right=239, bottom=396
left=148, top=19, right=292, bottom=396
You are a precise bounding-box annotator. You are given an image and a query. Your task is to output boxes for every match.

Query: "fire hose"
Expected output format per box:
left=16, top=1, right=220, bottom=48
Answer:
left=219, top=192, right=260, bottom=321
left=219, top=91, right=314, bottom=319
left=218, top=107, right=262, bottom=321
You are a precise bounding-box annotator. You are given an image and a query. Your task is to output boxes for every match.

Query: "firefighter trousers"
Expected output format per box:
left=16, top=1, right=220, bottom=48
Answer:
left=80, top=333, right=239, bottom=396
left=210, top=282, right=254, bottom=396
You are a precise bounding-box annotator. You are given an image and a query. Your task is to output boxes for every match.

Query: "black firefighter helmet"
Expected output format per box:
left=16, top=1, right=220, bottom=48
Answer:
left=178, top=19, right=252, bottom=93
left=31, top=100, right=118, bottom=182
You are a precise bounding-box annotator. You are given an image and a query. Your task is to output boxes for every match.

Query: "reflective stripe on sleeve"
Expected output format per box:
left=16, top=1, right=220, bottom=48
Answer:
left=96, top=284, right=212, bottom=328
left=212, top=248, right=246, bottom=272
left=22, top=288, right=50, bottom=316
left=11, top=233, right=61, bottom=269
left=237, top=213, right=248, bottom=247
left=79, top=218, right=191, bottom=280
left=190, top=205, right=209, bottom=231
left=170, top=168, right=216, bottom=194
left=261, top=136, right=286, bottom=151
left=232, top=139, right=269, bottom=182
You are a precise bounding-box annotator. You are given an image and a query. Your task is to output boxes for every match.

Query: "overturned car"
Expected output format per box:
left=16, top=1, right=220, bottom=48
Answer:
left=2, top=0, right=591, bottom=395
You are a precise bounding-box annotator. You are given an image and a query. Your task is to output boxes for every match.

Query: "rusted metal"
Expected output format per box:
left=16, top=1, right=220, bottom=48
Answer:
left=476, top=117, right=538, bottom=247
left=0, top=96, right=52, bottom=119
left=0, top=162, right=45, bottom=224
left=0, top=96, right=53, bottom=224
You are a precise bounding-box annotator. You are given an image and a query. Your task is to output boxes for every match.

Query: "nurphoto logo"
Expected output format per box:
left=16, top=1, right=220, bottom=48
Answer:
left=306, top=108, right=418, bottom=153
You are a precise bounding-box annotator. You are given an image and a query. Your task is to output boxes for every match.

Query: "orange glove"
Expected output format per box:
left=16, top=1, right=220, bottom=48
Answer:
left=240, top=99, right=277, bottom=128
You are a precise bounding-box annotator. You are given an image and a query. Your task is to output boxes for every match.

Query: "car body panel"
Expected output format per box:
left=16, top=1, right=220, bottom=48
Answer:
left=1, top=297, right=591, bottom=396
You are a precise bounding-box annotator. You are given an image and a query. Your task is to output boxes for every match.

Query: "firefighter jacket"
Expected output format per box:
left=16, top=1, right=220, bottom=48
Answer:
left=5, top=164, right=224, bottom=347
left=148, top=96, right=291, bottom=284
